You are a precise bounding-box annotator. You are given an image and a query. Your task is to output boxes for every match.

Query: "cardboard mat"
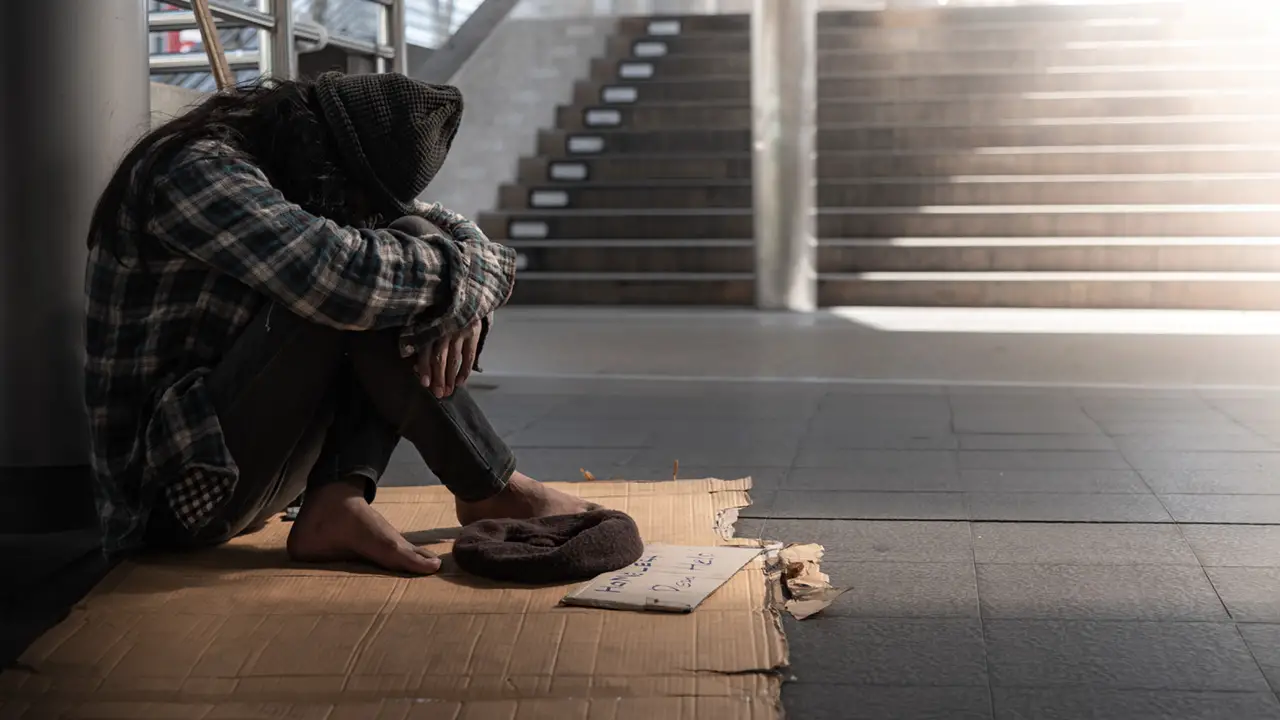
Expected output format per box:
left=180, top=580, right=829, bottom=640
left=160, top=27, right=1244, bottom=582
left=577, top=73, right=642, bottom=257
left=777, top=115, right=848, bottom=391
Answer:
left=0, top=479, right=786, bottom=719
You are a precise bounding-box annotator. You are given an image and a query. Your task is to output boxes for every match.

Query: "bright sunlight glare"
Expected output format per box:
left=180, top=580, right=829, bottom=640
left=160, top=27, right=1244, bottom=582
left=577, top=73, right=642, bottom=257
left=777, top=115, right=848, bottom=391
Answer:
left=829, top=307, right=1280, bottom=336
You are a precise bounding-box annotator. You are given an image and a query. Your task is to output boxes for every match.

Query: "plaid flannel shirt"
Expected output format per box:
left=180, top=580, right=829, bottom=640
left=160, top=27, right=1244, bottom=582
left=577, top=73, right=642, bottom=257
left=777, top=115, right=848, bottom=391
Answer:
left=84, top=139, right=516, bottom=556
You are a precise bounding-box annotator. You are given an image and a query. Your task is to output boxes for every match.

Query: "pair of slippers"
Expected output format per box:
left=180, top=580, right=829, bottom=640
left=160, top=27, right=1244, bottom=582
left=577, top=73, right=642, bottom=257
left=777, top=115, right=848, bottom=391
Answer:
left=453, top=507, right=645, bottom=584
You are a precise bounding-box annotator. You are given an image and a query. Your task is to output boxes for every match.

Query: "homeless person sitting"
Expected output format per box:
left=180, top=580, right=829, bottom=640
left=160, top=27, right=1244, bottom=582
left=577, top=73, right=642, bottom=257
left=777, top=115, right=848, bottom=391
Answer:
left=83, top=71, right=591, bottom=575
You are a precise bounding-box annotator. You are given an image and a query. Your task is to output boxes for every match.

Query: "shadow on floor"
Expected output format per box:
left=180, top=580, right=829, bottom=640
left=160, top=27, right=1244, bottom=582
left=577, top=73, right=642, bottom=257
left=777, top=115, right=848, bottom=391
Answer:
left=0, top=466, right=112, bottom=667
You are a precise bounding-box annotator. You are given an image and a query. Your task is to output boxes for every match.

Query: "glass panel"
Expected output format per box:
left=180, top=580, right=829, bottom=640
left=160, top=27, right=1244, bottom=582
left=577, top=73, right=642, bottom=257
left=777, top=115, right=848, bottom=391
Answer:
left=406, top=0, right=485, bottom=48
left=149, top=27, right=260, bottom=56
left=150, top=0, right=261, bottom=11
left=151, top=69, right=263, bottom=93
left=294, top=0, right=383, bottom=43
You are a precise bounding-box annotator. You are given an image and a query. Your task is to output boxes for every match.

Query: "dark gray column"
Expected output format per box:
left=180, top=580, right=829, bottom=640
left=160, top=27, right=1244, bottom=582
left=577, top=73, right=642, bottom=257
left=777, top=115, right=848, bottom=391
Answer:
left=751, top=0, right=818, bottom=311
left=0, top=0, right=152, bottom=467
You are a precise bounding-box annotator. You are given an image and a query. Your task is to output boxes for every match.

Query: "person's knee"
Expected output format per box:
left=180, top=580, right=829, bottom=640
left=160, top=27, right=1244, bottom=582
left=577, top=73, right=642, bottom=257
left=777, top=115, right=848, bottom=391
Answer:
left=387, top=215, right=442, bottom=237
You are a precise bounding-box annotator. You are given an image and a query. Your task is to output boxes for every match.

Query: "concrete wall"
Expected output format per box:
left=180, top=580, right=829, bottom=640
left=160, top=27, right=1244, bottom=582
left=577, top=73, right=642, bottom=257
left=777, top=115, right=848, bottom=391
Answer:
left=150, top=82, right=209, bottom=128
left=424, top=17, right=616, bottom=220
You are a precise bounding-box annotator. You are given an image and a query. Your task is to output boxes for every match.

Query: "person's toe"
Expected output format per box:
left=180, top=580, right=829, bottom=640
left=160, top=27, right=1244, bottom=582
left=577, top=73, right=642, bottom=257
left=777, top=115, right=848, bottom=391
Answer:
left=403, top=545, right=442, bottom=575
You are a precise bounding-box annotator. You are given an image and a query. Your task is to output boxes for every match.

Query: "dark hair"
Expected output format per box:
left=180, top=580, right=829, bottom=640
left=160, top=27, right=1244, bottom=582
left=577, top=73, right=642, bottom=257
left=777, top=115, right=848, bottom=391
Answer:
left=87, top=77, right=375, bottom=256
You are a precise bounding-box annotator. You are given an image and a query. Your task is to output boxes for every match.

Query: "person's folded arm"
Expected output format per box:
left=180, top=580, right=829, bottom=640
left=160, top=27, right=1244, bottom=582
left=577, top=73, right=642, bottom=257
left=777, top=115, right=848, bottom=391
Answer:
left=148, top=144, right=515, bottom=352
left=408, top=200, right=494, bottom=245
left=400, top=200, right=513, bottom=366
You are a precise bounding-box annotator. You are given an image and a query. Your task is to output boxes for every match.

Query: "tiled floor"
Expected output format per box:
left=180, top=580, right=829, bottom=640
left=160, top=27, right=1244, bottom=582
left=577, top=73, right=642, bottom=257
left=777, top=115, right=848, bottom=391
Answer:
left=374, top=371, right=1280, bottom=720
left=8, top=307, right=1280, bottom=718
left=442, top=308, right=1280, bottom=719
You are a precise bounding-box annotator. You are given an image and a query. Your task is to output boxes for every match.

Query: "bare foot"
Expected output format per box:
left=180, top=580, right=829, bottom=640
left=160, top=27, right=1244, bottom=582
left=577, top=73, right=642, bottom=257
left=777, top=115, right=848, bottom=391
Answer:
left=456, top=471, right=598, bottom=526
left=288, top=480, right=440, bottom=575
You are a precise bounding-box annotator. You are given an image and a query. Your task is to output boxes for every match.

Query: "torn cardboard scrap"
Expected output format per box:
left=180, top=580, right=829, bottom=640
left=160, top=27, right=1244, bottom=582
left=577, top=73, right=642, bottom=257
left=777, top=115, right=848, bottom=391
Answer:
left=1, top=477, right=787, bottom=720
left=563, top=544, right=761, bottom=613
left=776, top=543, right=846, bottom=620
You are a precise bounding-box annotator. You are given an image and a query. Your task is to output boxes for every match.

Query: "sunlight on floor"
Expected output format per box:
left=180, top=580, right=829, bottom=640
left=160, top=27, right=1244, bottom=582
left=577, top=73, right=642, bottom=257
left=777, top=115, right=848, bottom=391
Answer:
left=828, top=306, right=1280, bottom=335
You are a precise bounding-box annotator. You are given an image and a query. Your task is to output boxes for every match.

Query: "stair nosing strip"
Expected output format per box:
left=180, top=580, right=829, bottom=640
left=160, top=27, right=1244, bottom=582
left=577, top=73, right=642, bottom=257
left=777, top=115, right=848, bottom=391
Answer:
left=517, top=272, right=752, bottom=281
left=586, top=64, right=1280, bottom=85
left=506, top=239, right=753, bottom=248
left=604, top=40, right=1280, bottom=60
left=517, top=175, right=1280, bottom=188
left=537, top=145, right=1280, bottom=160
left=490, top=205, right=1280, bottom=217
left=821, top=237, right=1280, bottom=247
left=548, top=116, right=1280, bottom=134
left=560, top=88, right=1280, bottom=111
left=821, top=271, right=1280, bottom=282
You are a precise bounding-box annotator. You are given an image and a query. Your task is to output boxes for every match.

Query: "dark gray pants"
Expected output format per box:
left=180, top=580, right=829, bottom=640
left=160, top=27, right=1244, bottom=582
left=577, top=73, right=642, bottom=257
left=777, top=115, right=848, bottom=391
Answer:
left=146, top=300, right=515, bottom=547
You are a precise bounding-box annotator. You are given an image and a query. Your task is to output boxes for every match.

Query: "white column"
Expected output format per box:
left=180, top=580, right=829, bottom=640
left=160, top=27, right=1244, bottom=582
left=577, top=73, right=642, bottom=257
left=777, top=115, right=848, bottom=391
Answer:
left=750, top=0, right=818, bottom=311
left=0, top=0, right=151, bottom=466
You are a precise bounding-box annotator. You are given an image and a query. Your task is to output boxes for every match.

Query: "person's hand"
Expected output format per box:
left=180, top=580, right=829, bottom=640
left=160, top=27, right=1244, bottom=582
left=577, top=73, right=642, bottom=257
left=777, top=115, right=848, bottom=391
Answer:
left=417, top=318, right=482, bottom=398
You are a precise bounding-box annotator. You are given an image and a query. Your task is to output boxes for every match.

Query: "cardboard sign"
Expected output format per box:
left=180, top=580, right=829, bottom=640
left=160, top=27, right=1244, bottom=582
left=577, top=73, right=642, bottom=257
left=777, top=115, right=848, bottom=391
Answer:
left=562, top=543, right=762, bottom=613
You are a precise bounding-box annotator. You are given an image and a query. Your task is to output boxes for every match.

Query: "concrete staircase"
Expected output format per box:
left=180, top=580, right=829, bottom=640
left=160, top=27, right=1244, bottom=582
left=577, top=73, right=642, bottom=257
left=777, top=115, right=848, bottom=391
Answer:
left=481, top=14, right=755, bottom=305
left=480, top=3, right=1280, bottom=308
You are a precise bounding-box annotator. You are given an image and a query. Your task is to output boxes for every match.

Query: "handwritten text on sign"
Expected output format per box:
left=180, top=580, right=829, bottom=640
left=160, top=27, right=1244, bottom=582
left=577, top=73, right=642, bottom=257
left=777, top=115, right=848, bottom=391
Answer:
left=562, top=544, right=761, bottom=613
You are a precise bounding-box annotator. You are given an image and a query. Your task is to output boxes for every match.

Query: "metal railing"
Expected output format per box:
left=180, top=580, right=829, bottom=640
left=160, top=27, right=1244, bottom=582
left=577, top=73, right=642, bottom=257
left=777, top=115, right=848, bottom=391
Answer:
left=148, top=0, right=403, bottom=87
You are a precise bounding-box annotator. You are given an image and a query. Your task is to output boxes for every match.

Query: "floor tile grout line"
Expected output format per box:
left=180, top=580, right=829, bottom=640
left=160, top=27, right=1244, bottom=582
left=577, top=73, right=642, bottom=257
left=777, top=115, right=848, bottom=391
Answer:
left=1077, top=401, right=1181, bottom=527
left=784, top=679, right=1278, bottom=693
left=788, top=616, right=1279, bottom=627
left=761, top=516, right=1280, bottom=526
left=949, top=389, right=999, bottom=719
left=481, top=370, right=1280, bottom=394
left=1056, top=391, right=1264, bottom=692
left=1201, top=394, right=1280, bottom=451
left=968, top=519, right=998, bottom=718
left=1170, top=509, right=1270, bottom=681
left=767, top=394, right=828, bottom=540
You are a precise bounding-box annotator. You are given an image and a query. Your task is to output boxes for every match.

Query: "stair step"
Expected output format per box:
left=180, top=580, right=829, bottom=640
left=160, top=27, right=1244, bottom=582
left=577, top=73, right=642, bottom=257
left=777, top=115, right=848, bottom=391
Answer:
left=520, top=147, right=1280, bottom=183
left=817, top=205, right=1280, bottom=238
left=518, top=156, right=753, bottom=183
left=821, top=44, right=1280, bottom=75
left=815, top=92, right=1280, bottom=126
left=480, top=206, right=1280, bottom=240
left=574, top=78, right=750, bottom=105
left=510, top=275, right=754, bottom=306
left=501, top=183, right=751, bottom=210
left=815, top=23, right=1280, bottom=50
left=501, top=175, right=1280, bottom=210
left=818, top=273, right=1280, bottom=310
left=480, top=210, right=752, bottom=241
left=612, top=7, right=1203, bottom=35
left=595, top=43, right=1280, bottom=80
left=818, top=238, right=1280, bottom=272
left=820, top=67, right=1280, bottom=98
left=616, top=14, right=750, bottom=35
left=607, top=22, right=1280, bottom=57
left=559, top=94, right=1280, bottom=131
left=510, top=242, right=753, bottom=274
left=575, top=69, right=1280, bottom=104
left=503, top=238, right=1280, bottom=274
left=818, top=146, right=1280, bottom=177
left=817, top=4, right=1197, bottom=27
left=539, top=120, right=1280, bottom=156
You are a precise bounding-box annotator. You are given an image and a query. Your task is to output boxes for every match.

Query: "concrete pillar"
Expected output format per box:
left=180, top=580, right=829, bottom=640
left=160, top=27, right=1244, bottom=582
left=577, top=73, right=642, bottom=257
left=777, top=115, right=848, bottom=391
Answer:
left=0, top=0, right=152, bottom=466
left=750, top=0, right=818, bottom=311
